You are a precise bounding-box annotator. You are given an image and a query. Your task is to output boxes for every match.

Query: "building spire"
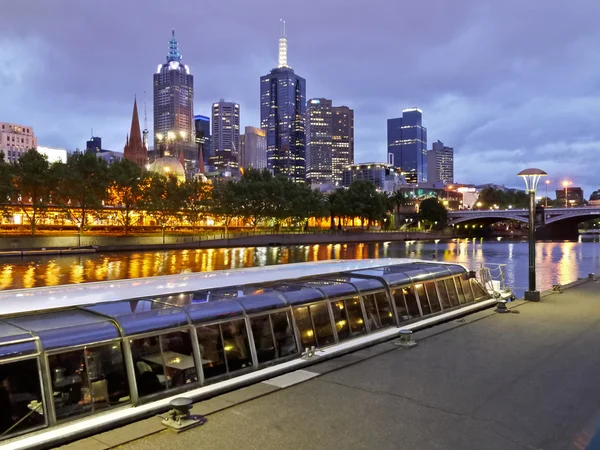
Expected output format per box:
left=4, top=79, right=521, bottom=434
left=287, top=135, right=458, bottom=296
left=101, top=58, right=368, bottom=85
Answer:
left=167, top=29, right=182, bottom=62
left=278, top=19, right=289, bottom=69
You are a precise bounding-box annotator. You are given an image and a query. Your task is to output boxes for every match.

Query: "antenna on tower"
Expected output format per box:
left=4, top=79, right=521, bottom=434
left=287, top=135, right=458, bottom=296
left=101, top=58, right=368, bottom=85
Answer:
left=280, top=18, right=286, bottom=37
left=278, top=19, right=289, bottom=68
left=142, top=90, right=149, bottom=149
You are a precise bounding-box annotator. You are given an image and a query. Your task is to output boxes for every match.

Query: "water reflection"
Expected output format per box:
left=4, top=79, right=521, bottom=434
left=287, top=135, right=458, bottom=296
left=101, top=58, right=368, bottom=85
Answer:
left=0, top=240, right=598, bottom=297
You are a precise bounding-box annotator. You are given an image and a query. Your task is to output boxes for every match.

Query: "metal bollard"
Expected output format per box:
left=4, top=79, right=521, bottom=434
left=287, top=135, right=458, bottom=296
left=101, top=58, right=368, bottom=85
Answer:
left=494, top=299, right=510, bottom=313
left=161, top=397, right=205, bottom=432
left=395, top=329, right=417, bottom=348
left=588, top=273, right=596, bottom=280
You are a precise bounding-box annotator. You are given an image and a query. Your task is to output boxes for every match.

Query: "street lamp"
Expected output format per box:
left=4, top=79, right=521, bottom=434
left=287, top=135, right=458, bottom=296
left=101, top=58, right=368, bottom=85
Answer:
left=518, top=168, right=547, bottom=302
left=545, top=180, right=550, bottom=208
left=562, top=180, right=571, bottom=208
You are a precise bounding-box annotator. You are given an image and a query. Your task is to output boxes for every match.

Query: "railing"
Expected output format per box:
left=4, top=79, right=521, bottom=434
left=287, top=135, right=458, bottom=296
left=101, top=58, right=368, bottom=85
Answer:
left=478, top=263, right=511, bottom=299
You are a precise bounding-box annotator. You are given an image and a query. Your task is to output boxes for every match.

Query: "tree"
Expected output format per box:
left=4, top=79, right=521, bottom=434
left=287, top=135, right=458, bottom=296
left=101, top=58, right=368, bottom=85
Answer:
left=210, top=179, right=239, bottom=234
left=419, top=198, right=448, bottom=229
left=54, top=151, right=109, bottom=244
left=13, top=149, right=53, bottom=236
left=142, top=173, right=186, bottom=243
left=0, top=154, right=14, bottom=219
left=182, top=177, right=212, bottom=237
left=106, top=159, right=144, bottom=236
left=288, top=182, right=326, bottom=230
left=345, top=180, right=386, bottom=228
left=389, top=190, right=407, bottom=229
left=236, top=169, right=278, bottom=230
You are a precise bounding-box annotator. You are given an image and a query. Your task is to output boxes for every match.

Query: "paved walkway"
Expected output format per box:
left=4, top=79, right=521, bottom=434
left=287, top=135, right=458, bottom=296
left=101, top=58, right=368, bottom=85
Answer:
left=84, top=281, right=600, bottom=450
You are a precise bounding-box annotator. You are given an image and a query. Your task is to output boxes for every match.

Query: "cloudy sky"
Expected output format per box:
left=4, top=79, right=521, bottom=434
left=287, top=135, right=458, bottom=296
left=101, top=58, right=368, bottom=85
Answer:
left=1, top=0, right=599, bottom=195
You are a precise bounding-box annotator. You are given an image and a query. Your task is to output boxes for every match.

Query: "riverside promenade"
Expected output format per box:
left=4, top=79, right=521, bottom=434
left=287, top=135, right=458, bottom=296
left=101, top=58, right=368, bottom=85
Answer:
left=59, top=279, right=600, bottom=450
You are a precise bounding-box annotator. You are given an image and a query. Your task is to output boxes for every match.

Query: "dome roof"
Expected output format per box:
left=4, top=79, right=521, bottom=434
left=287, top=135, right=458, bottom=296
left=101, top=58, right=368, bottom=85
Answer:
left=149, top=157, right=186, bottom=181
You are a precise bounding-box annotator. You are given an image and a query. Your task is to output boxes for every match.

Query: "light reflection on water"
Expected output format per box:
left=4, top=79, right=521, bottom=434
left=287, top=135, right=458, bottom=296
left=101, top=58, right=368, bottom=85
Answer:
left=0, top=239, right=598, bottom=297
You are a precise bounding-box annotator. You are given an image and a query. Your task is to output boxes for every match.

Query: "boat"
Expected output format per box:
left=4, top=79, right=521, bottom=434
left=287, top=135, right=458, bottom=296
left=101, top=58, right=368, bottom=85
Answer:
left=0, top=258, right=495, bottom=449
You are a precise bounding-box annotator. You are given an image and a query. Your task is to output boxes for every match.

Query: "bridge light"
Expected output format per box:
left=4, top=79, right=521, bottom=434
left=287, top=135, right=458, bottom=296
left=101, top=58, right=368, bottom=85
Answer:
left=476, top=202, right=482, bottom=208
left=508, top=205, right=513, bottom=209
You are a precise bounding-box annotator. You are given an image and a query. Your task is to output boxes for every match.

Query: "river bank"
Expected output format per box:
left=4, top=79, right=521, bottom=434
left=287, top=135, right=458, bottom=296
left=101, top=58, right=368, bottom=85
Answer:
left=0, top=230, right=452, bottom=255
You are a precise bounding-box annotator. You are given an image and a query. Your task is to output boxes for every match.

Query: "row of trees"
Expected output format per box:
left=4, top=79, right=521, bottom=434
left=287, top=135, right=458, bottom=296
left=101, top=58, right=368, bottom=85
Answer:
left=0, top=149, right=449, bottom=237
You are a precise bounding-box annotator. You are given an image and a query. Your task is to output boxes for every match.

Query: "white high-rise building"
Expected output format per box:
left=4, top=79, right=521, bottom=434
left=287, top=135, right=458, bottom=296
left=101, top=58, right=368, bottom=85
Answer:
left=427, top=140, right=454, bottom=185
left=0, top=123, right=37, bottom=163
left=240, top=126, right=267, bottom=170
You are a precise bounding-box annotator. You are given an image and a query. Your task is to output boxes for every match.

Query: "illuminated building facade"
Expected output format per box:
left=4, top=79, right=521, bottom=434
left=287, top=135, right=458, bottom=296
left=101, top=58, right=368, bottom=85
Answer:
left=342, top=162, right=405, bottom=192
left=0, top=122, right=37, bottom=163
left=240, top=126, right=267, bottom=170
left=306, top=98, right=333, bottom=184
left=427, top=140, right=454, bottom=185
left=210, top=100, right=240, bottom=170
left=331, top=105, right=354, bottom=186
left=153, top=30, right=194, bottom=148
left=260, top=23, right=306, bottom=182
left=387, top=108, right=427, bottom=184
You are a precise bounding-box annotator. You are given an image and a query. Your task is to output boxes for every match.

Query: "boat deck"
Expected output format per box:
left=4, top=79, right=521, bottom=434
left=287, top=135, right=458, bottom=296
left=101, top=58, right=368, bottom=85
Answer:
left=63, top=278, right=600, bottom=450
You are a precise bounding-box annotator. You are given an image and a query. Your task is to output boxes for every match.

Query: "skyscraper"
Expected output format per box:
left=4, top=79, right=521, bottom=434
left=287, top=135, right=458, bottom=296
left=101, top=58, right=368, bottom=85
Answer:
left=194, top=115, right=210, bottom=171
left=306, top=98, right=333, bottom=184
left=240, top=126, right=267, bottom=170
left=123, top=98, right=148, bottom=167
left=387, top=108, right=427, bottom=184
left=260, top=22, right=306, bottom=183
left=153, top=30, right=194, bottom=148
left=427, top=140, right=454, bottom=185
left=332, top=105, right=354, bottom=186
left=210, top=100, right=240, bottom=170
left=0, top=123, right=37, bottom=163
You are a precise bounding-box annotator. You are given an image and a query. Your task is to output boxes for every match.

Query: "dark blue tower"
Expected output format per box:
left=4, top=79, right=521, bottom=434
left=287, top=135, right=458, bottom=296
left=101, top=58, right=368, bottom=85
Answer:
left=387, top=108, right=427, bottom=184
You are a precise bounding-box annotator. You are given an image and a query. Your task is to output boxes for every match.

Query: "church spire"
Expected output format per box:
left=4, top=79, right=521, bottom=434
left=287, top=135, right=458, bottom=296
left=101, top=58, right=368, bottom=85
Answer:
left=278, top=19, right=289, bottom=69
left=129, top=98, right=142, bottom=147
left=167, top=29, right=182, bottom=62
left=124, top=97, right=147, bottom=167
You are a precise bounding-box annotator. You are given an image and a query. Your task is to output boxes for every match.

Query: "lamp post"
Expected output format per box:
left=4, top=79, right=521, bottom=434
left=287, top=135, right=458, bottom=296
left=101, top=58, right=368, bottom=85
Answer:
left=518, top=168, right=547, bottom=302
left=562, top=180, right=571, bottom=208
left=545, top=180, right=550, bottom=208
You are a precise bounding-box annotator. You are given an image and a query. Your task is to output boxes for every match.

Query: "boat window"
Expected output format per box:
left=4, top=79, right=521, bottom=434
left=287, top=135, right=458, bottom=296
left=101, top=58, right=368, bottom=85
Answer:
left=250, top=315, right=275, bottom=364
left=130, top=331, right=195, bottom=398
left=331, top=300, right=350, bottom=341
left=345, top=296, right=366, bottom=336
left=436, top=281, right=451, bottom=309
left=196, top=324, right=226, bottom=380
left=221, top=320, right=252, bottom=372
left=471, top=279, right=489, bottom=300
left=186, top=299, right=244, bottom=325
left=309, top=303, right=335, bottom=347
left=415, top=284, right=431, bottom=316
left=298, top=278, right=358, bottom=299
left=48, top=343, right=129, bottom=421
left=402, top=286, right=421, bottom=318
left=391, top=289, right=409, bottom=322
left=0, top=359, right=45, bottom=438
left=455, top=277, right=467, bottom=304
left=362, top=294, right=382, bottom=331
left=424, top=282, right=442, bottom=313
left=271, top=311, right=297, bottom=358
left=445, top=279, right=460, bottom=307
left=293, top=307, right=317, bottom=349
left=374, top=292, right=395, bottom=327
left=460, top=275, right=475, bottom=303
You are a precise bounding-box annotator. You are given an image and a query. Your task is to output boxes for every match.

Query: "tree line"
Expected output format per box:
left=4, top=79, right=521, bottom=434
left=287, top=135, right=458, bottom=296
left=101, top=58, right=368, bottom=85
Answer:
left=0, top=149, right=449, bottom=237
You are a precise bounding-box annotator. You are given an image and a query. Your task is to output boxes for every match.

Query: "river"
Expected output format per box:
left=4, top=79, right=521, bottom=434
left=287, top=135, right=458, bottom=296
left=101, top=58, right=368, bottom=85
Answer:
left=0, top=238, right=599, bottom=297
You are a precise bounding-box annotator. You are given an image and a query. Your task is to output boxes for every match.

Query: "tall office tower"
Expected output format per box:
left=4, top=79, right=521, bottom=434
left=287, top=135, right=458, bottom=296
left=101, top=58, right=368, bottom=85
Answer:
left=387, top=108, right=427, bottom=184
left=86, top=136, right=102, bottom=153
left=0, top=123, right=37, bottom=163
left=153, top=30, right=194, bottom=148
left=123, top=98, right=148, bottom=167
left=260, top=21, right=306, bottom=182
left=306, top=98, right=333, bottom=184
left=331, top=105, right=354, bottom=186
left=240, top=126, right=267, bottom=170
left=427, top=140, right=454, bottom=185
left=194, top=115, right=210, bottom=172
left=210, top=100, right=240, bottom=170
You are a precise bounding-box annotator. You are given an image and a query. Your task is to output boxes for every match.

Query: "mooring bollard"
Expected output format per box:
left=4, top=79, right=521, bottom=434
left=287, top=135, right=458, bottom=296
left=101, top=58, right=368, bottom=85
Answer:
left=494, top=299, right=510, bottom=313
left=161, top=397, right=205, bottom=432
left=395, top=329, right=417, bottom=348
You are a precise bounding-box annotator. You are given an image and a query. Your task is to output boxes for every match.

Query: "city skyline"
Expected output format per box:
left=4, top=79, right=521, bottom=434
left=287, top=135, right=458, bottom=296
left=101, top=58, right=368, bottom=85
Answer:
left=1, top=0, right=599, bottom=193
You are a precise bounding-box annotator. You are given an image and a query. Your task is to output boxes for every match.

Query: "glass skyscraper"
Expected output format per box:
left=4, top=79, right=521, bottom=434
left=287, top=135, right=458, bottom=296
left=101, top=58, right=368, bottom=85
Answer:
left=210, top=100, right=240, bottom=170
left=194, top=115, right=210, bottom=171
left=306, top=98, right=333, bottom=184
left=260, top=26, right=306, bottom=183
left=153, top=30, right=194, bottom=148
left=387, top=108, right=427, bottom=184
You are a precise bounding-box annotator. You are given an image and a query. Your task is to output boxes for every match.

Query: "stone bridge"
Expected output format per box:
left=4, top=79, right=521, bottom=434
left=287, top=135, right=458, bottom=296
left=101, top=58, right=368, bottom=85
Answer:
left=448, top=206, right=600, bottom=239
